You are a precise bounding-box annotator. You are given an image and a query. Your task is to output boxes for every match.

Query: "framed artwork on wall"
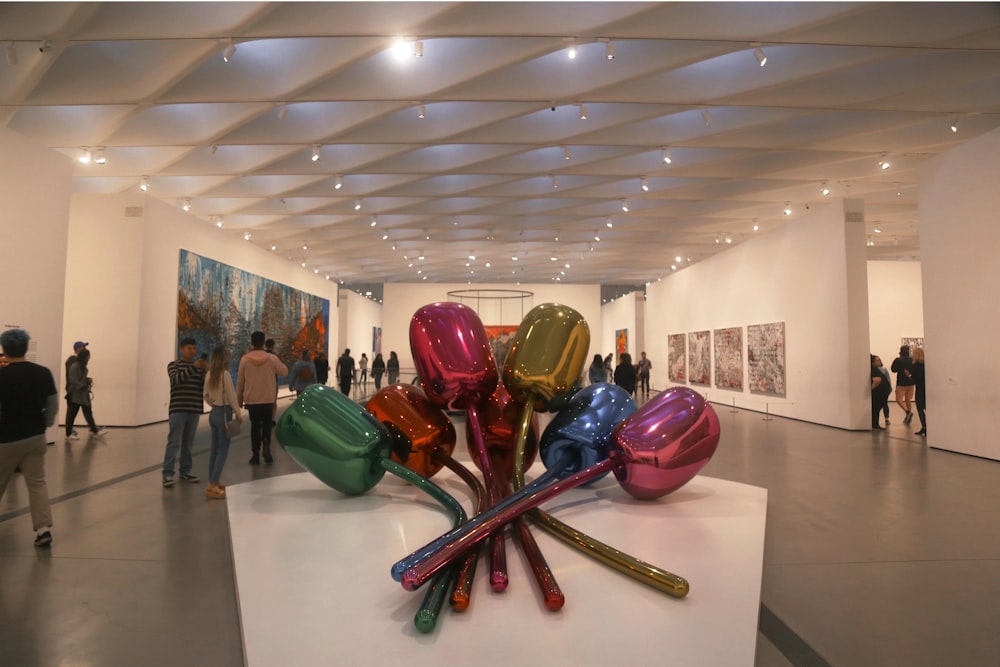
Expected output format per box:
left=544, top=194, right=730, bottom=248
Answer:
left=615, top=328, right=629, bottom=364
left=177, top=249, right=330, bottom=385
left=688, top=330, right=711, bottom=386
left=901, top=337, right=924, bottom=349
left=373, top=327, right=382, bottom=354
left=747, top=321, right=786, bottom=397
left=668, top=333, right=687, bottom=383
left=714, top=326, right=743, bottom=390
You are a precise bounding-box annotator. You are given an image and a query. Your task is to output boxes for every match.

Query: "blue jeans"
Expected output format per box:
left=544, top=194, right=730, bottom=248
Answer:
left=162, top=411, right=200, bottom=479
left=208, top=406, right=232, bottom=484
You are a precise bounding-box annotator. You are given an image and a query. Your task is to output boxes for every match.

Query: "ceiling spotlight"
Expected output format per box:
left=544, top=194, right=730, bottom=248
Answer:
left=370, top=216, right=377, bottom=227
left=783, top=203, right=792, bottom=216
left=552, top=175, right=558, bottom=189
left=512, top=255, right=518, bottom=261
left=725, top=236, right=733, bottom=244
left=334, top=174, right=343, bottom=190
left=579, top=104, right=587, bottom=120
left=414, top=41, right=423, bottom=58
left=302, top=242, right=308, bottom=250
left=4, top=42, right=17, bottom=66
left=222, top=40, right=236, bottom=62
left=354, top=198, right=362, bottom=211
left=382, top=233, right=389, bottom=240
left=753, top=46, right=767, bottom=67
left=300, top=261, right=306, bottom=268
left=567, top=42, right=577, bottom=59
left=78, top=147, right=92, bottom=164
left=620, top=198, right=629, bottom=212
left=243, top=231, right=251, bottom=241
left=311, top=144, right=321, bottom=162
left=216, top=216, right=224, bottom=228
left=270, top=244, right=277, bottom=251
left=594, top=234, right=601, bottom=242
left=752, top=223, right=759, bottom=231
left=605, top=41, right=615, bottom=60
left=701, top=109, right=712, bottom=125
left=606, top=217, right=613, bottom=228
left=550, top=256, right=558, bottom=261
left=182, top=198, right=191, bottom=212
left=867, top=239, right=875, bottom=247
left=873, top=226, right=882, bottom=233
left=878, top=154, right=891, bottom=170
left=94, top=147, right=106, bottom=164
left=675, top=256, right=683, bottom=263
left=139, top=176, right=150, bottom=192
left=564, top=145, right=571, bottom=160
left=662, top=146, right=672, bottom=164
left=821, top=181, right=831, bottom=196
left=277, top=105, right=288, bottom=121
left=417, top=104, right=425, bottom=119
left=640, top=176, right=649, bottom=192
left=949, top=117, right=959, bottom=133
left=314, top=268, right=319, bottom=274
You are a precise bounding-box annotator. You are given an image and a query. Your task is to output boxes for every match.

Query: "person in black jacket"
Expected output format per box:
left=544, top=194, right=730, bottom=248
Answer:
left=871, top=354, right=892, bottom=430
left=614, top=352, right=637, bottom=396
left=371, top=353, right=386, bottom=390
left=911, top=347, right=927, bottom=437
left=891, top=345, right=916, bottom=424
left=314, top=352, right=329, bottom=386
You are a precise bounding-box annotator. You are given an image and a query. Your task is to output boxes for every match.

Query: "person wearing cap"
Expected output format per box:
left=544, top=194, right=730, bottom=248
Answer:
left=63, top=341, right=87, bottom=439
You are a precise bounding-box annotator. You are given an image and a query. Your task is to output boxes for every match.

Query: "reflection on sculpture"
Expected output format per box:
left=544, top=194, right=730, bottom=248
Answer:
left=277, top=302, right=721, bottom=634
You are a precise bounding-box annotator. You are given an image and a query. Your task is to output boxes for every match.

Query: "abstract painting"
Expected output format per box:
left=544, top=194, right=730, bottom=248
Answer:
left=668, top=333, right=686, bottom=383
left=748, top=322, right=786, bottom=397
left=616, top=328, right=628, bottom=364
left=177, top=249, right=330, bottom=383
left=714, top=327, right=743, bottom=390
left=901, top=337, right=924, bottom=350
left=688, top=331, right=711, bottom=386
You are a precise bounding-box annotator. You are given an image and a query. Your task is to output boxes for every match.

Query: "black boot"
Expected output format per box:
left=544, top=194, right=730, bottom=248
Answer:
left=262, top=440, right=273, bottom=464
left=249, top=447, right=260, bottom=465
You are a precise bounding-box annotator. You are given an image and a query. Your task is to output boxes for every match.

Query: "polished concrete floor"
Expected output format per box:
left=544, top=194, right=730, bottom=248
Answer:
left=1, top=389, right=998, bottom=666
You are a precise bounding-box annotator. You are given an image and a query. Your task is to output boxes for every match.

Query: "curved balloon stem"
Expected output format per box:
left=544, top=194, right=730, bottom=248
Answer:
left=436, top=453, right=486, bottom=611
left=393, top=453, right=613, bottom=590
left=467, top=404, right=508, bottom=591
left=510, top=419, right=690, bottom=599
left=379, top=458, right=469, bottom=629
left=512, top=401, right=536, bottom=486
left=495, top=456, right=564, bottom=611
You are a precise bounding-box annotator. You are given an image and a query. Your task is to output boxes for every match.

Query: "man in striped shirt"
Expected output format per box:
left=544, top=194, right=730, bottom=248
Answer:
left=161, top=337, right=207, bottom=487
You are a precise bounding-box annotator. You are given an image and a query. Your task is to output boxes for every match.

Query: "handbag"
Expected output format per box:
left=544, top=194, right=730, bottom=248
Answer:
left=226, top=418, right=241, bottom=438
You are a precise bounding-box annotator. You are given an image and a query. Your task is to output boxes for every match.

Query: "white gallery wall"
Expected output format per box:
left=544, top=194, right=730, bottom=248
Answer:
left=0, top=128, right=73, bottom=443
left=382, top=283, right=600, bottom=373
left=64, top=193, right=339, bottom=426
left=645, top=199, right=872, bottom=430
left=599, top=290, right=639, bottom=365
left=919, top=126, right=1000, bottom=460
left=336, top=288, right=382, bottom=361
left=867, top=261, right=924, bottom=367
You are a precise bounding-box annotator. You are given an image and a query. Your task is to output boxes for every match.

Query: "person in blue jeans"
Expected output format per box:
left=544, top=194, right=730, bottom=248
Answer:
left=161, top=337, right=207, bottom=487
left=203, top=346, right=242, bottom=499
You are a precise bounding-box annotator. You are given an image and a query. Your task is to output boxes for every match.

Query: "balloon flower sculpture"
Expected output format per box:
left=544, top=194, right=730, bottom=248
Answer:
left=277, top=301, right=721, bottom=634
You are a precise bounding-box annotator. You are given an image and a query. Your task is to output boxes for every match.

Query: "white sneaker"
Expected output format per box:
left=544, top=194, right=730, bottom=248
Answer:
left=66, top=431, right=80, bottom=441
left=92, top=427, right=109, bottom=437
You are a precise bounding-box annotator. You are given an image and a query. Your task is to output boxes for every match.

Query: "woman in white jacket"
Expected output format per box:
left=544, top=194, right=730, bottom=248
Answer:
left=203, top=346, right=242, bottom=499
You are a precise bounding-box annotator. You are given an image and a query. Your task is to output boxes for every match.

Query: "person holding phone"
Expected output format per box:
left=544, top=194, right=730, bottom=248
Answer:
left=161, top=338, right=207, bottom=487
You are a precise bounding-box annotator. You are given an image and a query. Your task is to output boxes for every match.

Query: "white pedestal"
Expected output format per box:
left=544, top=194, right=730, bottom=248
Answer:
left=227, top=471, right=767, bottom=666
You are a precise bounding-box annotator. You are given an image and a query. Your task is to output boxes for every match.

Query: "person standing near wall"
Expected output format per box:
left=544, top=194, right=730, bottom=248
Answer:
left=359, top=353, right=368, bottom=387
left=912, top=347, right=927, bottom=437
left=871, top=354, right=892, bottom=430
left=161, top=337, right=207, bottom=487
left=314, top=352, right=329, bottom=386
left=0, top=329, right=57, bottom=547
left=202, top=346, right=241, bottom=499
left=588, top=354, right=606, bottom=385
left=237, top=331, right=288, bottom=465
left=371, top=353, right=385, bottom=390
left=614, top=352, right=637, bottom=396
left=386, top=351, right=400, bottom=385
left=288, top=350, right=318, bottom=397
left=63, top=341, right=87, bottom=439
left=891, top=345, right=916, bottom=424
left=637, top=352, right=652, bottom=396
left=336, top=348, right=355, bottom=396
left=874, top=356, right=892, bottom=424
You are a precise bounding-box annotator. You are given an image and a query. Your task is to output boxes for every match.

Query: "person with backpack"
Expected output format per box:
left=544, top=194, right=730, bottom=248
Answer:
left=288, top=350, right=318, bottom=397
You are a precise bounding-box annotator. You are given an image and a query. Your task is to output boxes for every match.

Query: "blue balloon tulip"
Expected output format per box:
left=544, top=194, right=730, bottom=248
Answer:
left=539, top=383, right=636, bottom=482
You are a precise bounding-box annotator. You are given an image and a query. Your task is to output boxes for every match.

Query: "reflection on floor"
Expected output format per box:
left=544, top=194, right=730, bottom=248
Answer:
left=1, top=388, right=997, bottom=667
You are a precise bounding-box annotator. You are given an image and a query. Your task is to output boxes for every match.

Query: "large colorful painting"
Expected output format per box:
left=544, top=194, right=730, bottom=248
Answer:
left=713, top=327, right=743, bottom=390
left=688, top=330, right=711, bottom=386
left=615, top=328, right=628, bottom=364
left=747, top=322, right=786, bottom=397
left=177, top=249, right=330, bottom=383
left=668, top=333, right=686, bottom=383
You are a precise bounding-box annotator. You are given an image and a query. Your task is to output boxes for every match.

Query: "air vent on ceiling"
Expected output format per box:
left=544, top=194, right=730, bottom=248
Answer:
left=845, top=211, right=865, bottom=223
left=125, top=206, right=144, bottom=218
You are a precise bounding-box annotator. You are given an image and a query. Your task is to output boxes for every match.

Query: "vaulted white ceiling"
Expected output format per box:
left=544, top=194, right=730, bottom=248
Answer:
left=2, top=2, right=999, bottom=287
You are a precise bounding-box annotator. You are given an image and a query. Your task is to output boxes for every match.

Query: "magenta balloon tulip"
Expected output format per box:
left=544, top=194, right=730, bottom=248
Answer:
left=410, top=302, right=499, bottom=410
left=610, top=387, right=721, bottom=499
